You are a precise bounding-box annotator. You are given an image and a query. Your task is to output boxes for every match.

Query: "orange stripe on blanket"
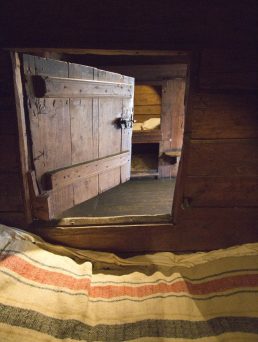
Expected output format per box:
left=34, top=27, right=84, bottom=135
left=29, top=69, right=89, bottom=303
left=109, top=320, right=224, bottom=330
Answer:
left=1, top=255, right=258, bottom=298
left=0, top=255, right=91, bottom=292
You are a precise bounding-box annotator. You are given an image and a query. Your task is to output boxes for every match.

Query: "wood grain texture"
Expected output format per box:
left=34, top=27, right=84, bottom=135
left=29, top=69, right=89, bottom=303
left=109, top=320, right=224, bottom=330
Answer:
left=46, top=152, right=130, bottom=190
left=68, top=62, right=98, bottom=205
left=35, top=76, right=133, bottom=98
left=23, top=55, right=134, bottom=218
left=159, top=79, right=186, bottom=177
left=187, top=139, right=258, bottom=177
left=135, top=105, right=161, bottom=115
left=36, top=207, right=258, bottom=252
left=98, top=97, right=122, bottom=192
left=134, top=85, right=161, bottom=125
left=101, top=64, right=187, bottom=81
left=11, top=52, right=32, bottom=223
left=189, top=93, right=258, bottom=139
left=132, top=131, right=162, bottom=144
left=23, top=54, right=74, bottom=215
left=134, top=91, right=161, bottom=106
left=184, top=176, right=258, bottom=207
left=121, top=84, right=134, bottom=182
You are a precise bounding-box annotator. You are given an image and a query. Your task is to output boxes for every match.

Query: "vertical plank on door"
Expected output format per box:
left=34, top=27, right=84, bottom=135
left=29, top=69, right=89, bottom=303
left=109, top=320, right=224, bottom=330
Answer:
left=24, top=55, right=74, bottom=213
left=121, top=79, right=134, bottom=182
left=95, top=68, right=123, bottom=193
left=98, top=97, right=122, bottom=192
left=68, top=63, right=98, bottom=205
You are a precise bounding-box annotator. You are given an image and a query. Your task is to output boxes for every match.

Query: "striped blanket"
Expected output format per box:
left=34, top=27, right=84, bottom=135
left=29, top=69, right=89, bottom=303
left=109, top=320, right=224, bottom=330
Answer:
left=0, top=224, right=258, bottom=341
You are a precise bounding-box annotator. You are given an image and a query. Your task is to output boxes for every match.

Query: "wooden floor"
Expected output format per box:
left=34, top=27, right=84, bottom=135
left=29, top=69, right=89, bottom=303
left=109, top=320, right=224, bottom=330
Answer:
left=61, top=178, right=176, bottom=218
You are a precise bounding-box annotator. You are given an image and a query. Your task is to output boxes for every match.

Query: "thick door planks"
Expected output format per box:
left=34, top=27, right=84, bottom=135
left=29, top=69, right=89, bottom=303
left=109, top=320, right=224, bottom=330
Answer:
left=23, top=55, right=134, bottom=220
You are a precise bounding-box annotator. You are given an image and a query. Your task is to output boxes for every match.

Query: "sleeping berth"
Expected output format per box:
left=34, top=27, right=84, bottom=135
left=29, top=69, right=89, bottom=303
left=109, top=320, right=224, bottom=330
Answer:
left=0, top=224, right=258, bottom=341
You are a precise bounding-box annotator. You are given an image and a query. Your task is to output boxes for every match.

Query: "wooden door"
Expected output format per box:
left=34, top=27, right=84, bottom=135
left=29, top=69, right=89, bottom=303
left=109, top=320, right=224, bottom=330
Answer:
left=22, top=54, right=134, bottom=220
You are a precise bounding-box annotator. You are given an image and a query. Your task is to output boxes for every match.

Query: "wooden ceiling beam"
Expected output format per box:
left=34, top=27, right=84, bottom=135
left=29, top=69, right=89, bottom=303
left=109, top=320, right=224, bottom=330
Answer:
left=6, top=48, right=189, bottom=57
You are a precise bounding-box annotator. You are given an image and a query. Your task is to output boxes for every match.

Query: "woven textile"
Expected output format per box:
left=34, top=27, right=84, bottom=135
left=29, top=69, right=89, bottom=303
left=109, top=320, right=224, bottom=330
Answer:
left=0, top=224, right=258, bottom=341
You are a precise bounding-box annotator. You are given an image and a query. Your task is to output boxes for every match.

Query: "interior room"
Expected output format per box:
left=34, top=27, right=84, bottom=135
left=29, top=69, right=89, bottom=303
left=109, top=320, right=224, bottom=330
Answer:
left=57, top=53, right=188, bottom=218
left=0, top=1, right=257, bottom=341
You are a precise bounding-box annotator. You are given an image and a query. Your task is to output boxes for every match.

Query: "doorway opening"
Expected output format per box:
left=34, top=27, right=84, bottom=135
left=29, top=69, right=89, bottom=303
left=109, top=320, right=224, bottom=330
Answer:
left=57, top=51, right=188, bottom=222
left=17, top=49, right=189, bottom=225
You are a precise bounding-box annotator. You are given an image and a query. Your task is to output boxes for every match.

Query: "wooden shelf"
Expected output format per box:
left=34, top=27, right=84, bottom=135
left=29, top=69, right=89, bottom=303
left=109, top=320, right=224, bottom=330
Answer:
left=131, top=170, right=159, bottom=179
left=132, top=130, right=162, bottom=144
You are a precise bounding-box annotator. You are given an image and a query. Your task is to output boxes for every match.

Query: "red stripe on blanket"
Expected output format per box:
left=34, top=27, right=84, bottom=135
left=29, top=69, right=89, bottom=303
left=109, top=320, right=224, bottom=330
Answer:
left=1, top=255, right=258, bottom=298
left=0, top=255, right=91, bottom=291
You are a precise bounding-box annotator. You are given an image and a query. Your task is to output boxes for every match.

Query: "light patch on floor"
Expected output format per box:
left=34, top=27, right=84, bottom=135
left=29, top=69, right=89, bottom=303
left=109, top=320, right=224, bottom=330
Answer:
left=61, top=178, right=175, bottom=217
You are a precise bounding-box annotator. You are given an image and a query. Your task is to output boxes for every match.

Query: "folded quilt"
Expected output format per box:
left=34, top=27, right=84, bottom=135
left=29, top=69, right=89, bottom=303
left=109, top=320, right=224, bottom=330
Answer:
left=0, top=224, right=258, bottom=341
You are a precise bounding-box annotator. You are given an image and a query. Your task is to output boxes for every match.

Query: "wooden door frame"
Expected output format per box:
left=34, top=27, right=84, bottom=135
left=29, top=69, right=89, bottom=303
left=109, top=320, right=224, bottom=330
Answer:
left=11, top=48, right=191, bottom=253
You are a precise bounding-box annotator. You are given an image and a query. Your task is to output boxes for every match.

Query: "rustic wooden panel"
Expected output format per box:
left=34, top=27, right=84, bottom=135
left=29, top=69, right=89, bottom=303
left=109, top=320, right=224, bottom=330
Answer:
left=135, top=85, right=160, bottom=94
left=92, top=98, right=99, bottom=159
left=101, top=64, right=187, bottom=82
left=189, top=93, right=258, bottom=139
left=23, top=55, right=135, bottom=219
left=96, top=67, right=123, bottom=191
left=184, top=176, right=258, bottom=207
left=0, top=173, right=23, bottom=211
left=46, top=152, right=130, bottom=190
left=34, top=56, right=68, bottom=77
left=36, top=207, right=258, bottom=252
left=70, top=99, right=94, bottom=164
left=134, top=93, right=161, bottom=106
left=121, top=93, right=134, bottom=182
left=134, top=105, right=161, bottom=115
left=134, top=85, right=162, bottom=114
left=11, top=52, right=32, bottom=224
left=159, top=79, right=185, bottom=177
left=69, top=63, right=98, bottom=205
left=34, top=76, right=133, bottom=98
left=0, top=135, right=19, bottom=171
left=68, top=62, right=94, bottom=80
left=199, top=49, right=258, bottom=90
left=95, top=68, right=134, bottom=85
left=73, top=177, right=99, bottom=206
left=50, top=187, right=75, bottom=218
left=29, top=98, right=72, bottom=184
left=98, top=97, right=122, bottom=192
left=187, top=140, right=258, bottom=177
left=24, top=55, right=74, bottom=216
left=132, top=131, right=162, bottom=144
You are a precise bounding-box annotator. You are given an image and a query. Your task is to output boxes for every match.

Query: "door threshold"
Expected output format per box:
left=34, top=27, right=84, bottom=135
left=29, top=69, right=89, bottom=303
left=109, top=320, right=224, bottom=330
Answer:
left=34, top=214, right=172, bottom=228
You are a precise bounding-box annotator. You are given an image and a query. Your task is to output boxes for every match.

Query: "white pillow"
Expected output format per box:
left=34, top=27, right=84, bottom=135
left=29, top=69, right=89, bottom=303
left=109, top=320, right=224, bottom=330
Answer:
left=142, top=118, right=160, bottom=130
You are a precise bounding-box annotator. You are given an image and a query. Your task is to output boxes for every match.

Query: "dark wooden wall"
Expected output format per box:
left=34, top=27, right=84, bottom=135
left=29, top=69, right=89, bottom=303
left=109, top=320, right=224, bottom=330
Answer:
left=172, top=48, right=258, bottom=247
left=0, top=2, right=257, bottom=249
left=1, top=1, right=256, bottom=49
left=0, top=51, right=27, bottom=226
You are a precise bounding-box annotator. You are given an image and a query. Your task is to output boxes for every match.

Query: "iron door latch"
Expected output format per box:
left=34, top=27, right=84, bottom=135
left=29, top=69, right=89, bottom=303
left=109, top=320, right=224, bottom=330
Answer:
left=115, top=116, right=135, bottom=129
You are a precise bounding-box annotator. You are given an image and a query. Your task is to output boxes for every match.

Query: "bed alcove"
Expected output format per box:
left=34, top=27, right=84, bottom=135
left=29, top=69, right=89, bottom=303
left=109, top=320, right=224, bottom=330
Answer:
left=53, top=57, right=187, bottom=221
left=0, top=3, right=258, bottom=340
left=0, top=47, right=257, bottom=253
left=1, top=49, right=188, bottom=228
